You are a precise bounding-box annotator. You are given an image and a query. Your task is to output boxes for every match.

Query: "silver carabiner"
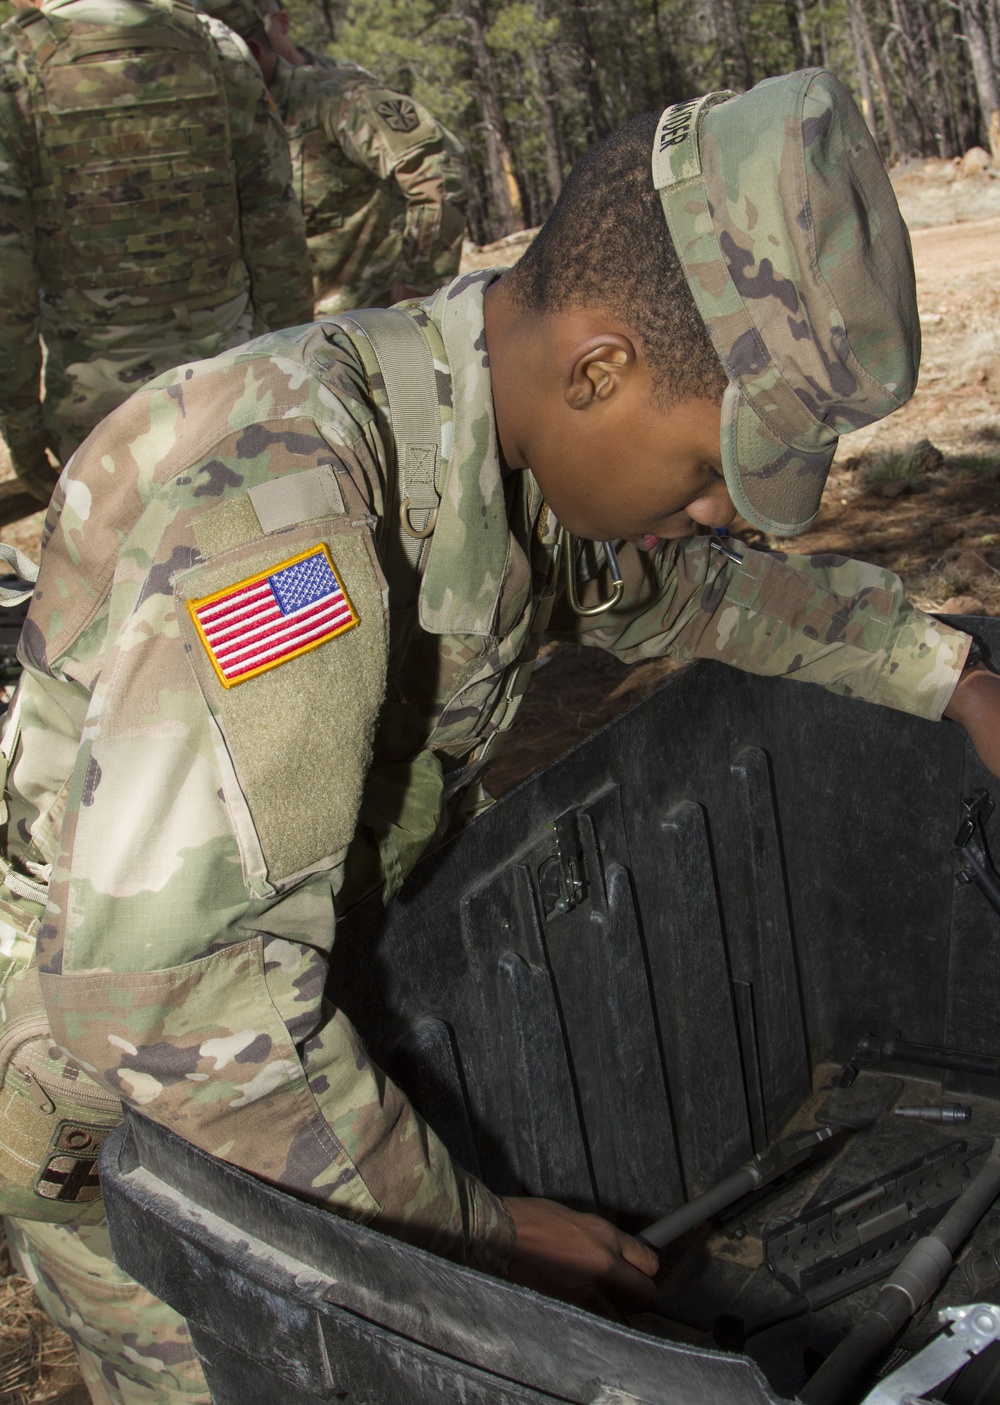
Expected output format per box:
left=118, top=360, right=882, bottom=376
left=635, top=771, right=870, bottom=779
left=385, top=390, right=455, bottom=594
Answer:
left=559, top=527, right=625, bottom=617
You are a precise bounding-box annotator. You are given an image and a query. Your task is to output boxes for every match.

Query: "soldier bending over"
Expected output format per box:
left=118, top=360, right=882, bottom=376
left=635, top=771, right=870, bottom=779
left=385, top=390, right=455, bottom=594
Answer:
left=3, top=71, right=1000, bottom=1403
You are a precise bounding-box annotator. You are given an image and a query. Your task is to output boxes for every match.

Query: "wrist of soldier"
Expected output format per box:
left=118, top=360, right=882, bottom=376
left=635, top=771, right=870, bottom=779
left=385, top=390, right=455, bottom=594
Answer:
left=943, top=659, right=1000, bottom=783
left=944, top=659, right=996, bottom=722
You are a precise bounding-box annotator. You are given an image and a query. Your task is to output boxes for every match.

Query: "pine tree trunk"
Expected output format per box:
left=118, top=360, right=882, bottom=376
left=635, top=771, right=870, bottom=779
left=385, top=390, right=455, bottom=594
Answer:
left=951, top=1, right=981, bottom=149
left=784, top=0, right=812, bottom=66
left=649, top=0, right=685, bottom=103
left=918, top=0, right=957, bottom=155
left=961, top=0, right=1000, bottom=157
left=530, top=33, right=564, bottom=205
left=888, top=0, right=937, bottom=152
left=569, top=0, right=611, bottom=139
left=851, top=0, right=903, bottom=161
left=530, top=0, right=564, bottom=204
left=851, top=0, right=878, bottom=139
left=817, top=0, right=830, bottom=68
left=796, top=0, right=814, bottom=64
left=460, top=0, right=525, bottom=238
left=712, top=0, right=754, bottom=89
left=651, top=0, right=668, bottom=95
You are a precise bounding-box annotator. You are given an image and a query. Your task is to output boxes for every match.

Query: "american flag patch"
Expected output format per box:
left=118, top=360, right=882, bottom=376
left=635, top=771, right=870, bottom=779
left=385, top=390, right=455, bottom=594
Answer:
left=188, top=546, right=359, bottom=688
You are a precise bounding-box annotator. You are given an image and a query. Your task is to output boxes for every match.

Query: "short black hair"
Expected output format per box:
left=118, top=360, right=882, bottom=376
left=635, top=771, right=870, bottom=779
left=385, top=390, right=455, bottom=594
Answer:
left=506, top=112, right=727, bottom=406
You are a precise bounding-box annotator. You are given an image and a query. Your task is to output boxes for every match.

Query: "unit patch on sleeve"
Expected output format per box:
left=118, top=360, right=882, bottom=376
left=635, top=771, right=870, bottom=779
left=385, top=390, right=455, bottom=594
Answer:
left=188, top=545, right=359, bottom=687
left=376, top=97, right=419, bottom=133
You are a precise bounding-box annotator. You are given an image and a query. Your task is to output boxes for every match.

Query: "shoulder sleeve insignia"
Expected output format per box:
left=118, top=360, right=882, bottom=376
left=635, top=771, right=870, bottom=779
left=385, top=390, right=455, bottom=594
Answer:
left=188, top=545, right=359, bottom=688
left=375, top=97, right=420, bottom=134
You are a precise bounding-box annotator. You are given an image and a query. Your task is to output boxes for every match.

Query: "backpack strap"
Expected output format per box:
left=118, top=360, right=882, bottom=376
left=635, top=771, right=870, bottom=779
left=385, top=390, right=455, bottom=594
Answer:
left=334, top=309, right=441, bottom=572
left=0, top=545, right=38, bottom=607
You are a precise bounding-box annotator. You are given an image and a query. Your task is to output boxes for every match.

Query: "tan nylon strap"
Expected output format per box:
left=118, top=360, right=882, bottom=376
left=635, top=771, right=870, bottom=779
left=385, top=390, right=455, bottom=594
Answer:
left=0, top=544, right=38, bottom=606
left=336, top=310, right=441, bottom=569
left=0, top=691, right=48, bottom=907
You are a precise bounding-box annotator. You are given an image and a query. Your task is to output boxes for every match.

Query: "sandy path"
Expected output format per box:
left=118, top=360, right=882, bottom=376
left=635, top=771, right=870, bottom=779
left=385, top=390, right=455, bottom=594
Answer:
left=909, top=214, right=1000, bottom=283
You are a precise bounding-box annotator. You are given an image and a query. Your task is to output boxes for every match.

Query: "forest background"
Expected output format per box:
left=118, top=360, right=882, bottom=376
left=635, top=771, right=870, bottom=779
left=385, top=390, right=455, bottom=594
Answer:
left=280, top=0, right=1000, bottom=245
left=0, top=0, right=996, bottom=243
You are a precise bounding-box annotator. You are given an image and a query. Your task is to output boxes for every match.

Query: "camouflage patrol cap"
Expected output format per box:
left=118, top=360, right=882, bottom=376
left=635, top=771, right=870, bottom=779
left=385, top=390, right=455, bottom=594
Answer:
left=652, top=69, right=919, bottom=537
left=197, top=0, right=268, bottom=37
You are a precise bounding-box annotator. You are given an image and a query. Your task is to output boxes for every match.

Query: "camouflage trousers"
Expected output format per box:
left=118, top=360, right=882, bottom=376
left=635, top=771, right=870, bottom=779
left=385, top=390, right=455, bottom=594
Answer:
left=41, top=290, right=256, bottom=469
left=5, top=1215, right=211, bottom=1404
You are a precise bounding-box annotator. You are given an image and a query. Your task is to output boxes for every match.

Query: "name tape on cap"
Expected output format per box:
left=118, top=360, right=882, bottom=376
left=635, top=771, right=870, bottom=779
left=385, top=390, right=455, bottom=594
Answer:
left=651, top=90, right=735, bottom=191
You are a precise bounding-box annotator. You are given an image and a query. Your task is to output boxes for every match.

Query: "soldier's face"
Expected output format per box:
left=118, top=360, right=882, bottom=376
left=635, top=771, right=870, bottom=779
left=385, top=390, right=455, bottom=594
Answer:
left=526, top=386, right=733, bottom=547
left=485, top=286, right=735, bottom=547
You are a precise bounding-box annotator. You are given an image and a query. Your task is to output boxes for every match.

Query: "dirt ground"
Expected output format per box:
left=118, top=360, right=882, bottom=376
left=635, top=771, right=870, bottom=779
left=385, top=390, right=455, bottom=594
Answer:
left=3, top=157, right=1000, bottom=1402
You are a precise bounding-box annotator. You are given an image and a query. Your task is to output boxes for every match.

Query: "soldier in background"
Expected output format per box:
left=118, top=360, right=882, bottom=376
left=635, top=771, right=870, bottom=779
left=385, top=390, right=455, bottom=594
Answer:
left=203, top=0, right=468, bottom=314
left=0, top=0, right=314, bottom=503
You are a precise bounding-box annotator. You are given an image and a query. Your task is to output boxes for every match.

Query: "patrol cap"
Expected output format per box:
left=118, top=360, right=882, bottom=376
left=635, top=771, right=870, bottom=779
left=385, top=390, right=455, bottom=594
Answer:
left=198, top=0, right=268, bottom=38
left=652, top=69, right=919, bottom=537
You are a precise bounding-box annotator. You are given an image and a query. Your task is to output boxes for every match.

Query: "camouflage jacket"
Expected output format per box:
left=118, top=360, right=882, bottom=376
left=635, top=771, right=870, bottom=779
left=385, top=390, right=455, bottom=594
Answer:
left=270, top=56, right=467, bottom=315
left=7, top=271, right=968, bottom=1272
left=0, top=0, right=313, bottom=484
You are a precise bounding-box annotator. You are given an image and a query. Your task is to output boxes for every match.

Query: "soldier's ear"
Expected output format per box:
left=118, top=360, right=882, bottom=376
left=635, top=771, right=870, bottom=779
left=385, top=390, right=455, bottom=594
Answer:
left=563, top=335, right=637, bottom=411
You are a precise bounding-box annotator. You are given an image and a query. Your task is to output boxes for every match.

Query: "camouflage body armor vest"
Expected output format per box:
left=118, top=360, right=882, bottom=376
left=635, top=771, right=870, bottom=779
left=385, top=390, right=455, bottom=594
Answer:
left=8, top=0, right=245, bottom=326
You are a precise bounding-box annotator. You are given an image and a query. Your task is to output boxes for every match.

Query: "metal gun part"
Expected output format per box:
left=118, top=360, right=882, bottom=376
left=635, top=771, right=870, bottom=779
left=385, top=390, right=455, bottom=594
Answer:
left=955, top=789, right=1000, bottom=919
left=894, top=1104, right=972, bottom=1123
left=640, top=1126, right=835, bottom=1251
left=801, top=1138, right=1000, bottom=1405
left=856, top=1032, right=1000, bottom=1081
left=765, top=1140, right=980, bottom=1296
left=860, top=1302, right=1000, bottom=1405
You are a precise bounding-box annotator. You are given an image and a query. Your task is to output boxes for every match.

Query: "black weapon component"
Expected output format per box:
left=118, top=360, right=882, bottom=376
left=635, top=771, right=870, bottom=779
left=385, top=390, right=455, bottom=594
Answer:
left=765, top=1140, right=981, bottom=1296
left=800, top=1137, right=1000, bottom=1405
left=640, top=1127, right=835, bottom=1250
left=894, top=1103, right=972, bottom=1123
left=855, top=1031, right=1000, bottom=1080
left=956, top=790, right=1000, bottom=919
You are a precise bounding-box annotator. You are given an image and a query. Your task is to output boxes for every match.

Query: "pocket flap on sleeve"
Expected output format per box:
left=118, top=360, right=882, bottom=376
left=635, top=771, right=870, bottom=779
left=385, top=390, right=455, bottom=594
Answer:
left=175, top=520, right=388, bottom=886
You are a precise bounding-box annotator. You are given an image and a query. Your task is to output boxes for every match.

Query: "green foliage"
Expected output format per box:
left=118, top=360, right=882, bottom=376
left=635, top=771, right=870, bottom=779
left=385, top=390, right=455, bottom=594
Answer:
left=861, top=448, right=928, bottom=486
left=949, top=452, right=1000, bottom=476
left=0, top=1, right=17, bottom=23
left=274, top=0, right=993, bottom=243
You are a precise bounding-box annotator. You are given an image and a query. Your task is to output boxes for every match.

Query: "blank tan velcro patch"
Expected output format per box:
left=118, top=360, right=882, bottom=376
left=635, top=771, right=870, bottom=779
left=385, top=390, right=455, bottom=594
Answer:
left=175, top=520, right=388, bottom=885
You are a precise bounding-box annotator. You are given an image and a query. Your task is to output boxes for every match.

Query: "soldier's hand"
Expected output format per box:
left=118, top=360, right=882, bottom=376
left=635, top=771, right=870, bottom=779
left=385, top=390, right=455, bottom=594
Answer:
left=944, top=664, right=1000, bottom=779
left=502, top=1196, right=659, bottom=1316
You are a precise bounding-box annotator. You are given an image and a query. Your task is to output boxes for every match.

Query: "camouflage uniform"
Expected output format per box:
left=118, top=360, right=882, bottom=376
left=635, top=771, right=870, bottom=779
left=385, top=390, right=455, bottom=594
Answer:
left=6, top=1218, right=211, bottom=1403
left=268, top=54, right=468, bottom=314
left=0, top=261, right=971, bottom=1392
left=0, top=0, right=313, bottom=502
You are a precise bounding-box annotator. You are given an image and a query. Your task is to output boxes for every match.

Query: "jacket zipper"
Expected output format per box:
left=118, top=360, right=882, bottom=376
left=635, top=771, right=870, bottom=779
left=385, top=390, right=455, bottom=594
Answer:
left=0, top=1016, right=122, bottom=1115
